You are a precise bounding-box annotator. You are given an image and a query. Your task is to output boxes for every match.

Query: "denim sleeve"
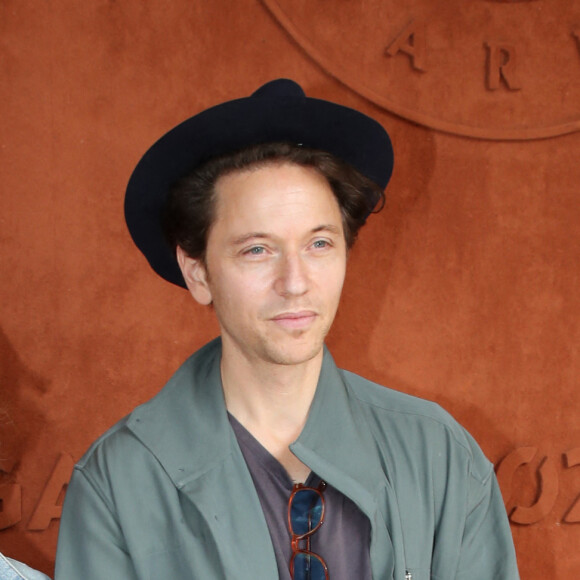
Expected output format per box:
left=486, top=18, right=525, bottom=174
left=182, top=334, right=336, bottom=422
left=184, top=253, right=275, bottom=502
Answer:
left=0, top=553, right=51, bottom=580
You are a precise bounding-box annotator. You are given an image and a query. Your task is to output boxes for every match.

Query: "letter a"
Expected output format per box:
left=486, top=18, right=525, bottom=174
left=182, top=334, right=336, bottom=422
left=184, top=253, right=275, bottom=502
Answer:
left=28, top=452, right=74, bottom=531
left=385, top=20, right=426, bottom=72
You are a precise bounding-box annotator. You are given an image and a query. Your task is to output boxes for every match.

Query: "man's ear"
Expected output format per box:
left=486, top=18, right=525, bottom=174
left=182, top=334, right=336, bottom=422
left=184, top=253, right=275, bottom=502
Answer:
left=176, top=246, right=213, bottom=305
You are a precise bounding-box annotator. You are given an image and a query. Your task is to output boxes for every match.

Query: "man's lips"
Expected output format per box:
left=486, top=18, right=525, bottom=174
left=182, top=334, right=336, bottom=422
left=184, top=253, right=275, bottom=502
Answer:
left=270, top=311, right=318, bottom=329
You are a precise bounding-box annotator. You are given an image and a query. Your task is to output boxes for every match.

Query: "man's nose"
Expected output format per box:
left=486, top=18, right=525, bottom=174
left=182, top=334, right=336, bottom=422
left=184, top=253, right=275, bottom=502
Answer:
left=274, top=253, right=310, bottom=297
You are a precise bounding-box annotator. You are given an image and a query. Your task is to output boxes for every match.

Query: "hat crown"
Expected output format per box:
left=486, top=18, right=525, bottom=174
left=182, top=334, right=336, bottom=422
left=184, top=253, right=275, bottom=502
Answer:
left=251, top=78, right=305, bottom=99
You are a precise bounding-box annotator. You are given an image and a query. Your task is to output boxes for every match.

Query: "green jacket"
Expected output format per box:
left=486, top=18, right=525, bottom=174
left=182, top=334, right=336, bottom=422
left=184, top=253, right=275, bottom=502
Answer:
left=55, top=339, right=519, bottom=579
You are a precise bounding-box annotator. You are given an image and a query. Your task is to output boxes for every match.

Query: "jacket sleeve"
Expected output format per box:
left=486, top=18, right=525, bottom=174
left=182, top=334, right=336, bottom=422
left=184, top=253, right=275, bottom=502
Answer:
left=55, top=468, right=138, bottom=580
left=454, top=464, right=520, bottom=580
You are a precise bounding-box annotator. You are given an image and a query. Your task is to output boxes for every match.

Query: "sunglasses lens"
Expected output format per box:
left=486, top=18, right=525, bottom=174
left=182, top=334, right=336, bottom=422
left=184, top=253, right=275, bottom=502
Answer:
left=292, top=552, right=327, bottom=580
left=290, top=489, right=323, bottom=535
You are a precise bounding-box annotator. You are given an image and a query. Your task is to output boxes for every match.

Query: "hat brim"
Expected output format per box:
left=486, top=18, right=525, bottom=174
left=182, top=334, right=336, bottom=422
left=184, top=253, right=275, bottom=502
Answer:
left=125, top=80, right=394, bottom=287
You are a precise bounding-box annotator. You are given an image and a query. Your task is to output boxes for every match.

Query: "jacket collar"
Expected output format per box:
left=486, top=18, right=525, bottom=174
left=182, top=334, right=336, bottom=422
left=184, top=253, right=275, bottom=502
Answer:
left=127, top=338, right=233, bottom=488
left=126, top=337, right=384, bottom=492
left=292, top=348, right=386, bottom=506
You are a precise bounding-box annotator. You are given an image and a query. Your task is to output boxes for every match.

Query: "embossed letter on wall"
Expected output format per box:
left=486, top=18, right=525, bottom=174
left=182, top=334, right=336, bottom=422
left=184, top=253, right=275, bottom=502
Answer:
left=497, top=447, right=580, bottom=525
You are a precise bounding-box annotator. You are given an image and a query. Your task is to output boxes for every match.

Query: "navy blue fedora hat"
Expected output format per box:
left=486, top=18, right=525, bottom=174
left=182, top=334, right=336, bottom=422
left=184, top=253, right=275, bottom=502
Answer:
left=125, top=78, right=394, bottom=287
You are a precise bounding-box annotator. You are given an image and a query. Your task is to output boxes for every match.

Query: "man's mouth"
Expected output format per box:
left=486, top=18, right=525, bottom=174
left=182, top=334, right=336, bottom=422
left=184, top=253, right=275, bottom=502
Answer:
left=270, top=310, right=318, bottom=330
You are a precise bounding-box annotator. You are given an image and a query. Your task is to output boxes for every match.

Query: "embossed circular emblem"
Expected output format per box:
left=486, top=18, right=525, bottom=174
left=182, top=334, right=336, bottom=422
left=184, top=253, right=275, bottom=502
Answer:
left=261, top=0, right=580, bottom=140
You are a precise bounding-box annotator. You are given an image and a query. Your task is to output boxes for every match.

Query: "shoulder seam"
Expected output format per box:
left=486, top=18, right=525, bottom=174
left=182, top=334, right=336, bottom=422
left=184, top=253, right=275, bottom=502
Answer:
left=340, top=369, right=486, bottom=465
left=74, top=465, right=120, bottom=527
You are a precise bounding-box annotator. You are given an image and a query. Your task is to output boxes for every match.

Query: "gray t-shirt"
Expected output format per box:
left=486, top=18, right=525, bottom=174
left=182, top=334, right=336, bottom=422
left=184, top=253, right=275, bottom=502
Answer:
left=229, top=414, right=372, bottom=580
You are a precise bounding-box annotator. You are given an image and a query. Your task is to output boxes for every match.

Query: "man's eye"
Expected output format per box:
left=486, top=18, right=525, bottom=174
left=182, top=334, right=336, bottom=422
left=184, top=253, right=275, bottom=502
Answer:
left=313, top=240, right=330, bottom=249
left=245, top=246, right=265, bottom=255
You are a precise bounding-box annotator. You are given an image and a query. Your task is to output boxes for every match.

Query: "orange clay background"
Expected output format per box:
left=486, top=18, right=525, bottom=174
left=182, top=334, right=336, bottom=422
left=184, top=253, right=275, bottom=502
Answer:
left=1, top=1, right=579, bottom=578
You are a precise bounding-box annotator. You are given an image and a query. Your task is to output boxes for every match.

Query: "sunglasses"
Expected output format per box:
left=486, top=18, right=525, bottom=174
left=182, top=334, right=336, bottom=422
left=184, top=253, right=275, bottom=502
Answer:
left=287, top=480, right=329, bottom=580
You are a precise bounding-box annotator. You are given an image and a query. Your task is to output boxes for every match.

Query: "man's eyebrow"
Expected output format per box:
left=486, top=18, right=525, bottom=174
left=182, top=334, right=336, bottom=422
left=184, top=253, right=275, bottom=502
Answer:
left=230, top=225, right=342, bottom=246
left=229, top=232, right=271, bottom=246
left=312, top=224, right=342, bottom=235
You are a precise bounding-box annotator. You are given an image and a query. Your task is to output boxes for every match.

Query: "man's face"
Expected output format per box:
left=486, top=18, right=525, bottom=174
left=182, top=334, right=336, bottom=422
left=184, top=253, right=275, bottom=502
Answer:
left=179, top=162, right=347, bottom=367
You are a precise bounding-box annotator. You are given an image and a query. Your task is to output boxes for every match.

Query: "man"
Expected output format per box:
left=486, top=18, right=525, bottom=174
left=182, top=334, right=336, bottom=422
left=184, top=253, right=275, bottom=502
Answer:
left=55, top=79, right=520, bottom=579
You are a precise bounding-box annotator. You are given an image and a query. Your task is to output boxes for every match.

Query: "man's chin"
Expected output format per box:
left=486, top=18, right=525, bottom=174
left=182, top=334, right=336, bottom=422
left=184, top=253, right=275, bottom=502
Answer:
left=263, top=340, right=325, bottom=367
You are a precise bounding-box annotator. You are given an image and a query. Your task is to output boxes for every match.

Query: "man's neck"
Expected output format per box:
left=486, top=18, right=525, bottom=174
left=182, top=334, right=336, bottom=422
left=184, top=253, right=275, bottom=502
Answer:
left=220, top=345, right=323, bottom=430
left=219, top=343, right=324, bottom=482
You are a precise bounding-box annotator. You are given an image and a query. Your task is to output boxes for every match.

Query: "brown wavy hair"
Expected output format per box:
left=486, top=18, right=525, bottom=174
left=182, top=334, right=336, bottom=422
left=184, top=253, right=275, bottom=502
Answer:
left=162, top=142, right=385, bottom=263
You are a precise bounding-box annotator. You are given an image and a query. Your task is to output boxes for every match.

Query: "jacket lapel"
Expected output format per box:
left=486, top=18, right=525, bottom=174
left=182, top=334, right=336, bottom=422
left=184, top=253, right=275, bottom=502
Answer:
left=126, top=338, right=278, bottom=579
left=291, top=348, right=405, bottom=580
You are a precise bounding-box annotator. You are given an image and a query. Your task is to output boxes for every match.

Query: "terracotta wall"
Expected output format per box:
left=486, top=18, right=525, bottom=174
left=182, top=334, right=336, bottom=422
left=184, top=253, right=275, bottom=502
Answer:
left=1, top=1, right=579, bottom=577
